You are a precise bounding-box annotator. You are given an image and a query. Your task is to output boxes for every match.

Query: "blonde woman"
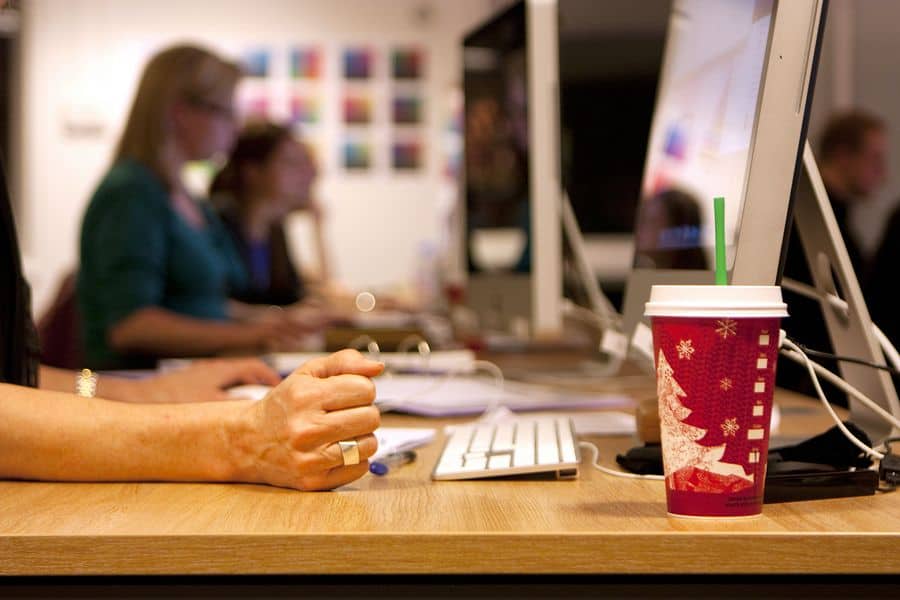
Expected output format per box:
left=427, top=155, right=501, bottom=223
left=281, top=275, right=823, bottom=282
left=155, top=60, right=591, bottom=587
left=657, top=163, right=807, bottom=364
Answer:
left=78, top=45, right=307, bottom=369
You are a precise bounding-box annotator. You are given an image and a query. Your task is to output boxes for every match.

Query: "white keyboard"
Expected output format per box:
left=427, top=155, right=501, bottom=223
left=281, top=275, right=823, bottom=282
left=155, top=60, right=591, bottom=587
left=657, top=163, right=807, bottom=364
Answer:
left=432, top=416, right=580, bottom=480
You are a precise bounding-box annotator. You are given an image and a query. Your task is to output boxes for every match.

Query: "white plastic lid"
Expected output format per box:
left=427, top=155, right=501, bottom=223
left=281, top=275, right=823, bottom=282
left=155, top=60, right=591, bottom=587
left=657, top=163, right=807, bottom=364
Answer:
left=644, top=285, right=788, bottom=318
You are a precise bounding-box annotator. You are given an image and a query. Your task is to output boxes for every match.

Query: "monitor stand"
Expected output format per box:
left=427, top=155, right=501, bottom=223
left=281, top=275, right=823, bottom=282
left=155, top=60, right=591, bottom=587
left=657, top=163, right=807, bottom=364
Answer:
left=560, top=190, right=637, bottom=376
left=789, top=141, right=900, bottom=442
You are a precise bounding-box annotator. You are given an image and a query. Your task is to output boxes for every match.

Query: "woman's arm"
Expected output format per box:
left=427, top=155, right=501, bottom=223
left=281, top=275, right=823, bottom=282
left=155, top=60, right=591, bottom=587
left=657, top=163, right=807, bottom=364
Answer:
left=39, top=359, right=281, bottom=404
left=108, top=306, right=301, bottom=356
left=2, top=350, right=383, bottom=490
left=0, top=383, right=245, bottom=482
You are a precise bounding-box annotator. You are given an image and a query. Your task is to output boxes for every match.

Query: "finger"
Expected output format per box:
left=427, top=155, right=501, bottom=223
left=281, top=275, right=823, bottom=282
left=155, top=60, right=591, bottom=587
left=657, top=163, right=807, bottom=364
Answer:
left=310, top=433, right=378, bottom=471
left=296, top=349, right=384, bottom=379
left=318, top=374, right=377, bottom=411
left=300, top=462, right=371, bottom=491
left=294, top=405, right=381, bottom=449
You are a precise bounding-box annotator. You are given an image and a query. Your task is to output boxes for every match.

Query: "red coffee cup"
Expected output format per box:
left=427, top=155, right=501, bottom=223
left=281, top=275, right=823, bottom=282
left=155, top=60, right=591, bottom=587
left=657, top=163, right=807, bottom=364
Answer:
left=644, top=285, right=788, bottom=518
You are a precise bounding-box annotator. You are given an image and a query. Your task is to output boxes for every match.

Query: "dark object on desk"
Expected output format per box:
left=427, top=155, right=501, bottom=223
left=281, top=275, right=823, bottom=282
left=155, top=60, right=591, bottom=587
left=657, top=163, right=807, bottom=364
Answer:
left=615, top=443, right=662, bottom=475
left=879, top=447, right=900, bottom=487
left=767, top=421, right=874, bottom=470
left=616, top=422, right=880, bottom=503
left=763, top=464, right=878, bottom=504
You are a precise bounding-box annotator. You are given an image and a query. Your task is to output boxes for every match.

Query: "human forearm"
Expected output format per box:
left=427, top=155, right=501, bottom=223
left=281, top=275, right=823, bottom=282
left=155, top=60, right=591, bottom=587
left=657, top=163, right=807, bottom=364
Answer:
left=0, top=384, right=248, bottom=482
left=1, top=351, right=383, bottom=490
left=110, top=307, right=263, bottom=357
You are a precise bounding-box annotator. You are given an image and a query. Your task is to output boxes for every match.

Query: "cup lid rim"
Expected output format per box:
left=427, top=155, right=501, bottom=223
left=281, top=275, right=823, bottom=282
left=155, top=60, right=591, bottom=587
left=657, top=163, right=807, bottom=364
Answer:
left=644, top=285, right=788, bottom=317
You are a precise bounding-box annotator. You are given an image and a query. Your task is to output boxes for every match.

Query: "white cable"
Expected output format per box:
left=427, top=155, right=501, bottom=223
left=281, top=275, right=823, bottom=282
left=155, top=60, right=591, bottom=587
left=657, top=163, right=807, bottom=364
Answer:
left=781, top=277, right=900, bottom=371
left=475, top=359, right=506, bottom=417
left=779, top=339, right=885, bottom=460
left=561, top=298, right=621, bottom=329
left=874, top=324, right=900, bottom=372
left=779, top=334, right=900, bottom=434
left=559, top=300, right=626, bottom=377
left=578, top=441, right=664, bottom=481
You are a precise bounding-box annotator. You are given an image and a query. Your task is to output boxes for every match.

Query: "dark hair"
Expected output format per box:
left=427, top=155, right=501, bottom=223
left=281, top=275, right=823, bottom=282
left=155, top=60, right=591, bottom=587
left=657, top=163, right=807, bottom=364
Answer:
left=210, top=121, right=294, bottom=208
left=818, top=110, right=885, bottom=163
left=0, top=153, right=39, bottom=386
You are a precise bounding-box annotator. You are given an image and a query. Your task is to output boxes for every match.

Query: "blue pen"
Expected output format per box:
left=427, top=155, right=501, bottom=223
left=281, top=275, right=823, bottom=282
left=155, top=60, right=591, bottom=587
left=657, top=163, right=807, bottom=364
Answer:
left=369, top=450, right=417, bottom=476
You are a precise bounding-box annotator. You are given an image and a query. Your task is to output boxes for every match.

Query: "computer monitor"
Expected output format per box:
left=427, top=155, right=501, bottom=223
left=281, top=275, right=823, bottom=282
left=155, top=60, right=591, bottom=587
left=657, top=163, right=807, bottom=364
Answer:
left=462, top=0, right=563, bottom=340
left=558, top=0, right=672, bottom=298
left=621, top=0, right=899, bottom=441
left=622, top=0, right=825, bottom=336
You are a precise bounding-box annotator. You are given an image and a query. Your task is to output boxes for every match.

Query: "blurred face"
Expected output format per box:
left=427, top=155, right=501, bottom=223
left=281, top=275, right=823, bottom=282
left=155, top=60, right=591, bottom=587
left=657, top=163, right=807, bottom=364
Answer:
left=635, top=197, right=668, bottom=250
left=840, top=129, right=888, bottom=199
left=173, top=92, right=238, bottom=161
left=249, top=138, right=319, bottom=217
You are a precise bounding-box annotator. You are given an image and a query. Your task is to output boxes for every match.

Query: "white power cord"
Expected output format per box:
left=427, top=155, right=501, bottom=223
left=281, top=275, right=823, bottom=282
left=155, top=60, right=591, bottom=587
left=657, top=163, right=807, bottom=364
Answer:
left=578, top=440, right=664, bottom=481
left=781, top=277, right=900, bottom=371
left=779, top=337, right=885, bottom=460
left=779, top=332, right=900, bottom=435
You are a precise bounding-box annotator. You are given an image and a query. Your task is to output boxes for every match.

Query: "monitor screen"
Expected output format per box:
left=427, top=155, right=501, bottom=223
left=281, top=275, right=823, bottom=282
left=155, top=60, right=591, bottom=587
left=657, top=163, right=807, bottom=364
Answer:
left=634, top=0, right=775, bottom=271
left=558, top=0, right=671, bottom=235
left=463, top=2, right=531, bottom=273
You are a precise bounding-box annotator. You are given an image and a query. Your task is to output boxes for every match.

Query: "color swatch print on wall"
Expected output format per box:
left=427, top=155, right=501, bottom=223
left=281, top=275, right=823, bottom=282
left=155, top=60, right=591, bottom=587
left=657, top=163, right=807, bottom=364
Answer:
left=343, top=47, right=374, bottom=80
left=290, top=46, right=322, bottom=79
left=392, top=139, right=423, bottom=171
left=238, top=93, right=270, bottom=121
left=291, top=95, right=320, bottom=125
left=343, top=138, right=372, bottom=171
left=242, top=48, right=271, bottom=78
left=343, top=93, right=373, bottom=125
left=392, top=46, right=424, bottom=80
left=392, top=94, right=423, bottom=125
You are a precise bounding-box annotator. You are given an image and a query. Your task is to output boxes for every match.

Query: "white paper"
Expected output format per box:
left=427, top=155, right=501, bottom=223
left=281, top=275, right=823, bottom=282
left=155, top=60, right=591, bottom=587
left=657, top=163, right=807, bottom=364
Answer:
left=375, top=374, right=633, bottom=417
left=373, top=427, right=436, bottom=460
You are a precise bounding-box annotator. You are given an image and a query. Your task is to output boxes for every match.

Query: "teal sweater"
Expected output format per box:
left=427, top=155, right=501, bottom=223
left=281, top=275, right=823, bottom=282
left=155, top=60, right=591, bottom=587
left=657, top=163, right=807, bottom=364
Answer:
left=78, top=160, right=248, bottom=368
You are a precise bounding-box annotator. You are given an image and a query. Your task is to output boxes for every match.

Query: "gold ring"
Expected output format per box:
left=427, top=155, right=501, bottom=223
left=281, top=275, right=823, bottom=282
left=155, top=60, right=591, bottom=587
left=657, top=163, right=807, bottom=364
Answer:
left=338, top=440, right=361, bottom=466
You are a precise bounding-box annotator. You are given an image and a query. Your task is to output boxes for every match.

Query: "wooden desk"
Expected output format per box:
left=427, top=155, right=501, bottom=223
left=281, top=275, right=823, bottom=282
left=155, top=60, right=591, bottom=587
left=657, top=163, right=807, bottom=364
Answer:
left=1, top=381, right=898, bottom=576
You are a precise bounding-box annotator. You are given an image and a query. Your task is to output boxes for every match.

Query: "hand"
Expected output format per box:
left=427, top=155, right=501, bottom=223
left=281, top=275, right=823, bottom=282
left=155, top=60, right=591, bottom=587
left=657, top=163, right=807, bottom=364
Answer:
left=248, top=318, right=315, bottom=352
left=233, top=349, right=385, bottom=491
left=136, top=358, right=282, bottom=404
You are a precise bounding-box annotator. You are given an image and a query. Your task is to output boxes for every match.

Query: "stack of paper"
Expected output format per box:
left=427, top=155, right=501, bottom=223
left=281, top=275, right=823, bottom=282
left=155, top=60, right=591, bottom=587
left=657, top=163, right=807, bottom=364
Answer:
left=374, top=375, right=633, bottom=417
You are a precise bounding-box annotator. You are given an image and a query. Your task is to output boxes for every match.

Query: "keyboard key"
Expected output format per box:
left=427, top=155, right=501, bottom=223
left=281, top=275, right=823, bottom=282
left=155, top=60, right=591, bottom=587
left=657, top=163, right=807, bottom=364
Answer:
left=557, top=418, right=577, bottom=464
left=492, top=422, right=515, bottom=453
left=513, top=421, right=535, bottom=467
left=469, top=425, right=494, bottom=453
left=459, top=456, right=487, bottom=471
left=488, top=453, right=512, bottom=469
left=537, top=418, right=560, bottom=465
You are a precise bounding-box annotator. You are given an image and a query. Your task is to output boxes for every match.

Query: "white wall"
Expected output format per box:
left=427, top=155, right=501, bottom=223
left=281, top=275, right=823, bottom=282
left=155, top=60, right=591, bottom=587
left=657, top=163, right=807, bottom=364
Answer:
left=17, top=0, right=498, bottom=316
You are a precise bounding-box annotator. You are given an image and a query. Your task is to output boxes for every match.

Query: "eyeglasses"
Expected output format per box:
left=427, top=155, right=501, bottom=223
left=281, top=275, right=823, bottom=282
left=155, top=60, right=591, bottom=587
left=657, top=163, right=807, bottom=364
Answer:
left=186, top=97, right=236, bottom=121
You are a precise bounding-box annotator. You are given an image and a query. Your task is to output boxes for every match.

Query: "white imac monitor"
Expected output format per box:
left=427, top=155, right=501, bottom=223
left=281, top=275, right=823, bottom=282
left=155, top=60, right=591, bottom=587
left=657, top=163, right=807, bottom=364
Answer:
left=622, top=0, right=825, bottom=336
left=462, top=0, right=563, bottom=340
left=622, top=0, right=900, bottom=441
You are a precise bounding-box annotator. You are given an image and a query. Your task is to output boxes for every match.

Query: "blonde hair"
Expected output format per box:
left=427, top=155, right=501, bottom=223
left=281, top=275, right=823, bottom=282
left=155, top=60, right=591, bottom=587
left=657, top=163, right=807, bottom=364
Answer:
left=114, top=44, right=243, bottom=187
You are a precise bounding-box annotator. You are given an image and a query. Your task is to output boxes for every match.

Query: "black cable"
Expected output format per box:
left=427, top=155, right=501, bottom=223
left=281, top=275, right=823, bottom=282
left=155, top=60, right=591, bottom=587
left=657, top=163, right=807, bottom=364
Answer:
left=789, top=339, right=900, bottom=377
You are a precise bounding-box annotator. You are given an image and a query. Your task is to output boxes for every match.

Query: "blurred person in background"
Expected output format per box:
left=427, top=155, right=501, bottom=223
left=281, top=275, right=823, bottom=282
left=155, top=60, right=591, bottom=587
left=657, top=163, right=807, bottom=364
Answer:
left=780, top=110, right=891, bottom=401
left=78, top=45, right=313, bottom=369
left=210, top=122, right=333, bottom=311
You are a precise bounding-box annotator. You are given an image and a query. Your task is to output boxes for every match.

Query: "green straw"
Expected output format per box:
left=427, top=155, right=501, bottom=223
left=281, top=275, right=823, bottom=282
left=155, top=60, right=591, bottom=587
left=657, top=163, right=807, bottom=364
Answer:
left=714, top=196, right=727, bottom=285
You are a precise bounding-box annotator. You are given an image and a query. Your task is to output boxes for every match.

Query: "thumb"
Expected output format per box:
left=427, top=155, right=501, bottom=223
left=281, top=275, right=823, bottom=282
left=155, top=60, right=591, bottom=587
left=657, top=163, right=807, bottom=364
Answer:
left=296, top=349, right=385, bottom=379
